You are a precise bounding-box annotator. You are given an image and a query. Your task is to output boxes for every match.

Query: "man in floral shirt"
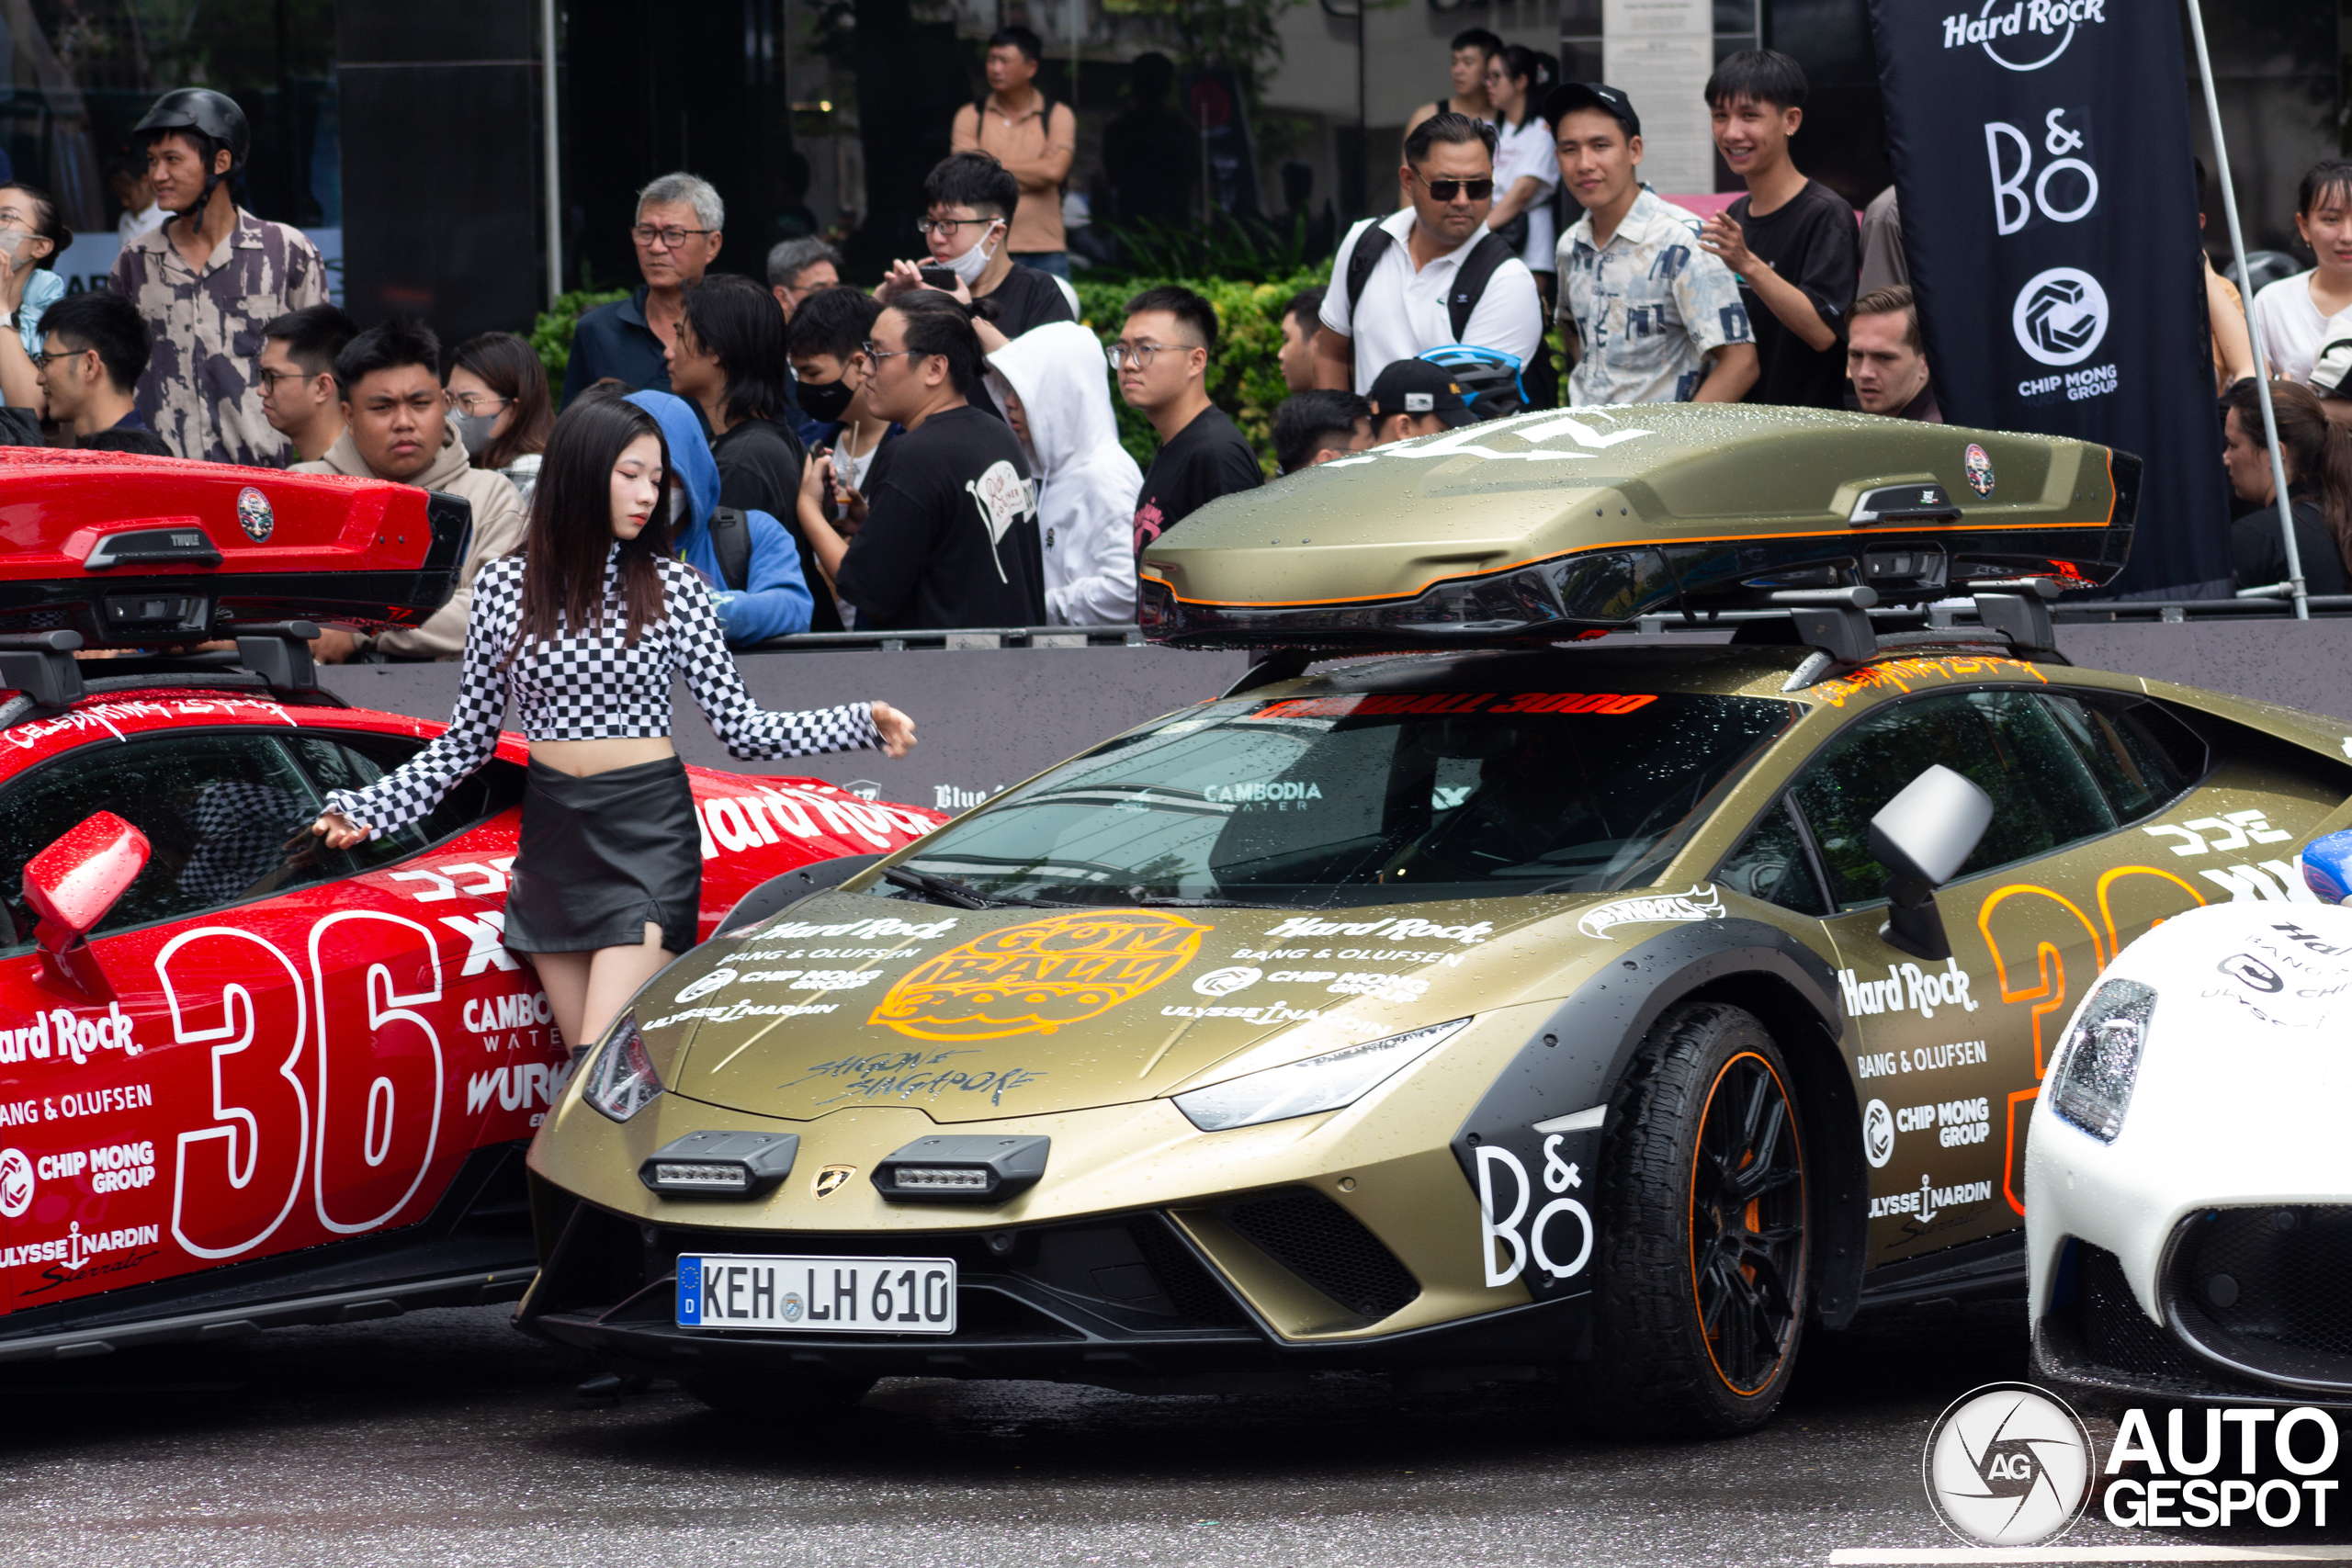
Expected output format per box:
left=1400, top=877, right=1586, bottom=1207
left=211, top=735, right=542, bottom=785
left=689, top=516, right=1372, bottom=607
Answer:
left=1549, top=84, right=1757, bottom=408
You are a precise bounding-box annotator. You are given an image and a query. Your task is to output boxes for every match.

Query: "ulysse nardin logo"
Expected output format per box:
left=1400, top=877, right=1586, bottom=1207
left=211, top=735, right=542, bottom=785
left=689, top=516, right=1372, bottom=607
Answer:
left=1941, top=0, right=2104, bottom=73
left=813, top=1164, right=856, bottom=1199
left=2013, top=267, right=2108, bottom=367
left=1922, top=1382, right=2093, bottom=1546
left=235, top=486, right=274, bottom=542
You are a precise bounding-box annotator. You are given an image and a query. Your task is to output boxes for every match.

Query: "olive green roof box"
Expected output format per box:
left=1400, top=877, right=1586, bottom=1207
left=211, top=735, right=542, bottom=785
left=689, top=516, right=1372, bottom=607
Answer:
left=1138, top=404, right=2137, bottom=649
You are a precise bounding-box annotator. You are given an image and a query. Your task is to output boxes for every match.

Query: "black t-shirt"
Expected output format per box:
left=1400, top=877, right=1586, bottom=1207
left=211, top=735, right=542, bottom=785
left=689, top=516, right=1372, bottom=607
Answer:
left=2233, top=493, right=2349, bottom=595
left=982, top=264, right=1076, bottom=338
left=835, top=404, right=1046, bottom=631
left=1728, top=179, right=1859, bottom=411
left=711, top=414, right=838, bottom=633
left=1133, top=404, right=1263, bottom=558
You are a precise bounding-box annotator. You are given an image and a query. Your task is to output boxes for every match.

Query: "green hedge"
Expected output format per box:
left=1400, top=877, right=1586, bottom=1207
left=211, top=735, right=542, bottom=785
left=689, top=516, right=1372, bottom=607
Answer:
left=1072, top=265, right=1330, bottom=476
left=526, top=270, right=1338, bottom=474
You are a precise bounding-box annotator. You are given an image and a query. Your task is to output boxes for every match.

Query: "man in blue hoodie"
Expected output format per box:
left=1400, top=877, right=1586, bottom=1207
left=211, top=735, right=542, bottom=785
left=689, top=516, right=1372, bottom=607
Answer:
left=626, top=389, right=814, bottom=645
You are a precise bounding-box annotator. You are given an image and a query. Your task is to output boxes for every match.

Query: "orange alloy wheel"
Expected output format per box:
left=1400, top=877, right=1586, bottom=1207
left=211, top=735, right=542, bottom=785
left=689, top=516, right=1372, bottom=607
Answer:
left=1686, top=1050, right=1807, bottom=1395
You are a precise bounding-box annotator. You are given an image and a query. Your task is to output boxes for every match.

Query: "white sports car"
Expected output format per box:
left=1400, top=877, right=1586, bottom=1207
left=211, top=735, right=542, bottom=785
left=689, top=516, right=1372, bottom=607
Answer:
left=2027, top=831, right=2352, bottom=1407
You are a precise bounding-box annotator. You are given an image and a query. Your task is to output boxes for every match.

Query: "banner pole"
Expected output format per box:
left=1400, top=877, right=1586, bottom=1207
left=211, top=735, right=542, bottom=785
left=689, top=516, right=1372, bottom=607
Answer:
left=2185, top=0, right=2306, bottom=619
left=542, top=0, right=562, bottom=309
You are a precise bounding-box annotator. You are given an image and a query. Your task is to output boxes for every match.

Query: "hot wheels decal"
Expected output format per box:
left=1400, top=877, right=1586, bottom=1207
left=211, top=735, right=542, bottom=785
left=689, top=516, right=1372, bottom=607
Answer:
left=1578, top=885, right=1724, bottom=939
left=868, top=910, right=1210, bottom=1041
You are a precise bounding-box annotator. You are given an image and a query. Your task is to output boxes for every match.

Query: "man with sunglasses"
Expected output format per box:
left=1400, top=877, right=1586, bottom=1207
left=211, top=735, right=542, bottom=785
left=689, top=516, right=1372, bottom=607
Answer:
left=1315, top=112, right=1543, bottom=398
left=562, top=171, right=726, bottom=404
left=876, top=153, right=1075, bottom=344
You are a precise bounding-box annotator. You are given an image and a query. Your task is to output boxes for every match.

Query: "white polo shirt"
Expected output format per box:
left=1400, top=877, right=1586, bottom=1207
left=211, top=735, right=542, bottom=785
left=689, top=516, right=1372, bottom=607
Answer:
left=1318, top=209, right=1545, bottom=396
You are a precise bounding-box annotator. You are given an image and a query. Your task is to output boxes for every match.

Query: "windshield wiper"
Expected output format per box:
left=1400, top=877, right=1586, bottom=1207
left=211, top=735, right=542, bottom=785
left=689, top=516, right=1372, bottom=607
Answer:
left=882, top=867, right=1062, bottom=909
left=1123, top=888, right=1302, bottom=909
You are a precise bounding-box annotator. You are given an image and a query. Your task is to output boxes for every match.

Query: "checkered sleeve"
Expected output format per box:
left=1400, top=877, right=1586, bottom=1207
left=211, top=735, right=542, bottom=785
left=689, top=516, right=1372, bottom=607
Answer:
left=663, top=561, right=880, bottom=759
left=322, top=559, right=520, bottom=837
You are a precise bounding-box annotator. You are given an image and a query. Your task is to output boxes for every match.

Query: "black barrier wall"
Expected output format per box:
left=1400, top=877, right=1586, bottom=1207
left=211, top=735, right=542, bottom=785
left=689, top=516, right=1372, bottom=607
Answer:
left=316, top=625, right=2352, bottom=818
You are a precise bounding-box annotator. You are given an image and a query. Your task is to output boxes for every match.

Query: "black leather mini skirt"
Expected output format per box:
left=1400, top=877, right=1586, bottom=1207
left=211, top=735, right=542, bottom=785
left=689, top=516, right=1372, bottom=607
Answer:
left=503, top=756, right=701, bottom=954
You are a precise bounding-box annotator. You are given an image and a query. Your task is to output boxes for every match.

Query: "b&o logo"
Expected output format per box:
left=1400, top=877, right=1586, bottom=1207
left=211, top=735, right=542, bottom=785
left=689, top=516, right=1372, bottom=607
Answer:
left=1923, top=1382, right=2094, bottom=1546
left=1862, top=1098, right=1896, bottom=1168
left=0, top=1147, right=31, bottom=1219
left=2013, top=267, right=2109, bottom=367
left=1192, top=965, right=1262, bottom=998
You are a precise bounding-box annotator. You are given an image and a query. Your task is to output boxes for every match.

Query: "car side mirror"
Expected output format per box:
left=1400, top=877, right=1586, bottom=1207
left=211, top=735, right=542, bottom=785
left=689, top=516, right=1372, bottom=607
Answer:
left=1867, top=764, right=1994, bottom=962
left=24, top=811, right=150, bottom=996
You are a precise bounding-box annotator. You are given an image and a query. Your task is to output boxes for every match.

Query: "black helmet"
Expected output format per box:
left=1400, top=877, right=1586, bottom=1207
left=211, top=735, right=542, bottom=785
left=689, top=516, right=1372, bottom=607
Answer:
left=133, top=88, right=250, bottom=164
left=133, top=88, right=249, bottom=224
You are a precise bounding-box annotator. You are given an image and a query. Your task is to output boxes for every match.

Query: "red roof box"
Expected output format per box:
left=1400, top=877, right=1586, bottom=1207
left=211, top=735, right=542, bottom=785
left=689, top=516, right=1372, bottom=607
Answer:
left=0, top=447, right=471, bottom=649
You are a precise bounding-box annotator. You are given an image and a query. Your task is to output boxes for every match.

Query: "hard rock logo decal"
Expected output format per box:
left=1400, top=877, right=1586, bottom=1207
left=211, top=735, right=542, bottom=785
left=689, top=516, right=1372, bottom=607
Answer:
left=868, top=910, right=1209, bottom=1041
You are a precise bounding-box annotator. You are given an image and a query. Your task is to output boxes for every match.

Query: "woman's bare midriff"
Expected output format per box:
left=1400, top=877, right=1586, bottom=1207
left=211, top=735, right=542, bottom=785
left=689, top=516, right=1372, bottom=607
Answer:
left=530, top=737, right=677, bottom=777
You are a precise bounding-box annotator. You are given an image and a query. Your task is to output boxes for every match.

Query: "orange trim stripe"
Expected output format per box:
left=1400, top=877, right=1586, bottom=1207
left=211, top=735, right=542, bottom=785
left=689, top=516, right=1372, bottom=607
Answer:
left=1139, top=518, right=2113, bottom=609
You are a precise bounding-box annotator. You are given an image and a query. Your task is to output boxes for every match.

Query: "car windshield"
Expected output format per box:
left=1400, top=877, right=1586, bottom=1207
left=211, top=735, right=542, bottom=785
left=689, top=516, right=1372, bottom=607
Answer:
left=885, top=687, right=1801, bottom=908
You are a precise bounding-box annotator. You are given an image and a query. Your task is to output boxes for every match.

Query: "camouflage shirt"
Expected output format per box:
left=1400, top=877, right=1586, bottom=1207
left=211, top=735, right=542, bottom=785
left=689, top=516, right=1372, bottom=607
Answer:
left=110, top=209, right=327, bottom=465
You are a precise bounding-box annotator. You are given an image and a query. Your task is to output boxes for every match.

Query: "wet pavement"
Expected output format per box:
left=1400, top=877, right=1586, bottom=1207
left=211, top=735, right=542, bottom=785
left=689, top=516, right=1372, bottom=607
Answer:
left=0, top=1299, right=2340, bottom=1565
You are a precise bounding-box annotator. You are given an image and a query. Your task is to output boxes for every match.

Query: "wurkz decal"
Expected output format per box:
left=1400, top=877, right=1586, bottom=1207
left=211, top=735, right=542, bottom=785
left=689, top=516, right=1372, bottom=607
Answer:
left=869, top=910, right=1209, bottom=1041
left=1577, top=884, right=1724, bottom=939
left=1839, top=959, right=1980, bottom=1021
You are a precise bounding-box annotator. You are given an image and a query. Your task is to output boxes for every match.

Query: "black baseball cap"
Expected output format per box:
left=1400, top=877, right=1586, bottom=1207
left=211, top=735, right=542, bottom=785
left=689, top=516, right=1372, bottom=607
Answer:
left=1543, top=82, right=1640, bottom=141
left=1367, top=359, right=1478, bottom=428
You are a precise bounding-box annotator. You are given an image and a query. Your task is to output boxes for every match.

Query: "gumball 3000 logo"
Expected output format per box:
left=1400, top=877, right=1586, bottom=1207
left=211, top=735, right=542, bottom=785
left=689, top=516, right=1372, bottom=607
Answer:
left=2013, top=267, right=2109, bottom=367
left=1923, top=1382, right=2094, bottom=1545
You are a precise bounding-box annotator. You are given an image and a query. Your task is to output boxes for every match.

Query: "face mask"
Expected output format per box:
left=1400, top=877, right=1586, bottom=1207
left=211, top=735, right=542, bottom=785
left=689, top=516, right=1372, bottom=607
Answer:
left=943, top=220, right=1002, bottom=286
left=668, top=488, right=688, bottom=525
left=454, top=411, right=499, bottom=458
left=797, top=375, right=854, bottom=424
left=0, top=230, right=30, bottom=268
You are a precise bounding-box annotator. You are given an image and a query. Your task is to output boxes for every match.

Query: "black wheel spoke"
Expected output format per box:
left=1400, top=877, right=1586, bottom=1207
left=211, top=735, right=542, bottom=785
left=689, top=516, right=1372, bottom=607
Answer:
left=1687, top=1048, right=1807, bottom=1392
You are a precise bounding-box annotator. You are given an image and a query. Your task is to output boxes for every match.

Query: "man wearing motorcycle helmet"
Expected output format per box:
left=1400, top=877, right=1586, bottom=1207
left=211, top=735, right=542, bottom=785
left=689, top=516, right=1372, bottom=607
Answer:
left=108, top=87, right=327, bottom=464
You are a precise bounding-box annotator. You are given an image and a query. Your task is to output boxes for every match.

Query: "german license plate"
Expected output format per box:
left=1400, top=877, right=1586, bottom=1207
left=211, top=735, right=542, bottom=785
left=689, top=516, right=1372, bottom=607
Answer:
left=675, top=1254, right=956, bottom=1334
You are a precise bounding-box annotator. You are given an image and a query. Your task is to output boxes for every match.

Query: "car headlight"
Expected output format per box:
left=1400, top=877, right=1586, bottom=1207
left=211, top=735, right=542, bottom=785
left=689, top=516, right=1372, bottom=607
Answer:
left=581, top=1011, right=662, bottom=1122
left=2048, top=979, right=2154, bottom=1143
left=1171, top=1018, right=1471, bottom=1132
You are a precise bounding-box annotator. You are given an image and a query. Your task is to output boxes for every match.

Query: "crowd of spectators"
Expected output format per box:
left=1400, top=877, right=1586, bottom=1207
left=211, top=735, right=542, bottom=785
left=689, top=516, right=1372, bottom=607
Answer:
left=33, top=34, right=2344, bottom=650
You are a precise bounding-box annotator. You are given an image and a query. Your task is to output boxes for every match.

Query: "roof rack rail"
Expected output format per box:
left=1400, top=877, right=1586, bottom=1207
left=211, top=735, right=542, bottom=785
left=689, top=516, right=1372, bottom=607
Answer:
left=0, top=622, right=343, bottom=729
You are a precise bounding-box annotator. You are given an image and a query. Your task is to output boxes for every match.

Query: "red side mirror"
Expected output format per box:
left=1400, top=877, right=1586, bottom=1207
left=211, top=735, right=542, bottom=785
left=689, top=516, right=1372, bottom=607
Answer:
left=25, top=810, right=151, bottom=954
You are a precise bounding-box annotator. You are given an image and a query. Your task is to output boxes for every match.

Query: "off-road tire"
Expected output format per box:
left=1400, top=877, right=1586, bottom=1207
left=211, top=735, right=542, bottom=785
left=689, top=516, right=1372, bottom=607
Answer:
left=1566, top=1002, right=1810, bottom=1437
left=684, top=1372, right=876, bottom=1415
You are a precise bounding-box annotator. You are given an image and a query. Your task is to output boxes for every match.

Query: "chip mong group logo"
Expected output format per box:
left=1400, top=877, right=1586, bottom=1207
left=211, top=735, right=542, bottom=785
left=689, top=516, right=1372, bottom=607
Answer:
left=1923, top=1382, right=2094, bottom=1545
left=2013, top=267, right=2109, bottom=367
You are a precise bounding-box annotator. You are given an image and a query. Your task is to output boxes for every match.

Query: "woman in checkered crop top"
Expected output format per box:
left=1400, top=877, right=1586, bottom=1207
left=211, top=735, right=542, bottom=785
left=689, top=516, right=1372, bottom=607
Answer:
left=311, top=393, right=916, bottom=1051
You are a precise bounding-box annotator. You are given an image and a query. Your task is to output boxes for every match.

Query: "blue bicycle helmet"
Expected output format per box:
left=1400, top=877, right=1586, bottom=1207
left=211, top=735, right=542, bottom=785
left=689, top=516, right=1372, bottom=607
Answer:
left=1419, top=343, right=1528, bottom=421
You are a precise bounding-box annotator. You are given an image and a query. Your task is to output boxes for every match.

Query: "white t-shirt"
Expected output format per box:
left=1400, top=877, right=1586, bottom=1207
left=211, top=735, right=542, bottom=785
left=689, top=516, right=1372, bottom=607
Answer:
left=1318, top=209, right=1545, bottom=395
left=2251, top=270, right=2352, bottom=387
left=1492, top=116, right=1559, bottom=275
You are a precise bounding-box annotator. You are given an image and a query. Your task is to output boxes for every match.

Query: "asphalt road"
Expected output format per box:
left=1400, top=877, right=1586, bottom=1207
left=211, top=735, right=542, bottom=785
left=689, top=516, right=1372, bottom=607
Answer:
left=0, top=1299, right=2339, bottom=1567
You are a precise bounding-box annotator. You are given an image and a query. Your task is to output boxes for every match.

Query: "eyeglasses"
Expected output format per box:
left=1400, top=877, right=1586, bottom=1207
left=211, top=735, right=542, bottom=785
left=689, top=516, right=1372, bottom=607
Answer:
left=1107, top=341, right=1193, bottom=370
left=1412, top=174, right=1495, bottom=202
left=28, top=348, right=85, bottom=367
left=445, top=390, right=513, bottom=415
left=859, top=340, right=919, bottom=365
left=255, top=367, right=311, bottom=389
left=630, top=223, right=716, bottom=248
left=914, top=217, right=1001, bottom=238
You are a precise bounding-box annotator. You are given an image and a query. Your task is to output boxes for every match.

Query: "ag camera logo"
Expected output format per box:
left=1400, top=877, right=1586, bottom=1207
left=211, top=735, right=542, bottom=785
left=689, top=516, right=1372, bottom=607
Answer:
left=1923, top=1382, right=2093, bottom=1545
left=2013, top=267, right=2108, bottom=367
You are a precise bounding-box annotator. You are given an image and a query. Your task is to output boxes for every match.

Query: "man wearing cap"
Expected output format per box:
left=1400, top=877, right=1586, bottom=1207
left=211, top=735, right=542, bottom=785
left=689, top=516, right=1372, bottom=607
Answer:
left=1550, top=83, right=1755, bottom=408
left=1366, top=360, right=1481, bottom=446
left=110, top=88, right=326, bottom=464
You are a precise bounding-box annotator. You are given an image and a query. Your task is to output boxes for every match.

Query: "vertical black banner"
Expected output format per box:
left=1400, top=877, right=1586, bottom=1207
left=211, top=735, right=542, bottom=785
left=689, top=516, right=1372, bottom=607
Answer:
left=1868, top=0, right=2230, bottom=596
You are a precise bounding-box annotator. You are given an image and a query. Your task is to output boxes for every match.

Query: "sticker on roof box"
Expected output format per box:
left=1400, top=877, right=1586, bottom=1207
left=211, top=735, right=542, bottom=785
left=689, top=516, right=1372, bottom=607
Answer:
left=236, top=486, right=273, bottom=542
left=1962, top=443, right=1995, bottom=498
left=1251, top=693, right=1660, bottom=720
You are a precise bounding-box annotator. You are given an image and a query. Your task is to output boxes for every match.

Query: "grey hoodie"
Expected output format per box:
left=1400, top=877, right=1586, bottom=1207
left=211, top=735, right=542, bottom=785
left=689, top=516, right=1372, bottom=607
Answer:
left=294, top=421, right=528, bottom=659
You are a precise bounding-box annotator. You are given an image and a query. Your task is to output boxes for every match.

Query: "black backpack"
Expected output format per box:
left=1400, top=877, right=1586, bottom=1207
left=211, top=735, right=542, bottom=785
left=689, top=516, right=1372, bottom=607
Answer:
left=1344, top=222, right=1560, bottom=407
left=708, top=506, right=752, bottom=592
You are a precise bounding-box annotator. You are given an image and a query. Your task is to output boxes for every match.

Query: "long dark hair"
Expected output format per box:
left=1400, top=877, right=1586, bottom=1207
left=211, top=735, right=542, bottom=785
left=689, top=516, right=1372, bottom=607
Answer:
left=681, top=274, right=792, bottom=423
left=2226, top=378, right=2352, bottom=574
left=449, top=331, right=553, bottom=471
left=1492, top=45, right=1556, bottom=130
left=512, top=393, right=672, bottom=659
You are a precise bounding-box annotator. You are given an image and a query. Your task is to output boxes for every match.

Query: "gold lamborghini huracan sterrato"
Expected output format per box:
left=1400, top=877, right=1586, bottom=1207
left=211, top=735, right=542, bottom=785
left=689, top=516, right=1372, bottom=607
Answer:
left=518, top=406, right=2352, bottom=1434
